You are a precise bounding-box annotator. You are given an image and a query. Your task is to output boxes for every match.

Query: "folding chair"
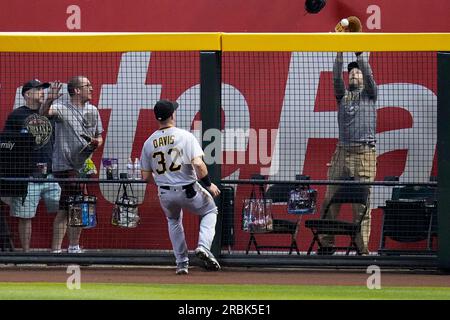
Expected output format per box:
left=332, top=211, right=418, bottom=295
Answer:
left=305, top=185, right=370, bottom=255
left=257, top=183, right=300, bottom=254
left=379, top=200, right=436, bottom=254
left=378, top=182, right=438, bottom=255
left=245, top=175, right=301, bottom=255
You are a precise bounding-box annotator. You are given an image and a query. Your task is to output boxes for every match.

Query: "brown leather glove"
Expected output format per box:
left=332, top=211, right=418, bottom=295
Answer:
left=335, top=16, right=363, bottom=33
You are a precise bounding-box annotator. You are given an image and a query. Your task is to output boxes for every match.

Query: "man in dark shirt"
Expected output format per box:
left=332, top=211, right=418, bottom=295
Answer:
left=0, top=79, right=61, bottom=252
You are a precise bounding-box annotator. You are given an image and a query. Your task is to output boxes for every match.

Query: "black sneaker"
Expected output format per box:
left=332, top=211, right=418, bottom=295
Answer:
left=317, top=246, right=336, bottom=255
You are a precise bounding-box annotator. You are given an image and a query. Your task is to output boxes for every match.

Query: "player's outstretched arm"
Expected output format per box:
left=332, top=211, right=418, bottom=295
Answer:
left=192, top=156, right=221, bottom=197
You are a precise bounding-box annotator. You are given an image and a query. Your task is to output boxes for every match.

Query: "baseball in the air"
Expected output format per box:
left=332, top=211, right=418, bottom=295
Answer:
left=340, top=18, right=349, bottom=27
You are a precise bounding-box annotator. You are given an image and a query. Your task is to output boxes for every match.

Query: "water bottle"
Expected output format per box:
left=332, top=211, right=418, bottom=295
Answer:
left=81, top=202, right=89, bottom=227
left=127, top=158, right=134, bottom=180
left=134, top=158, right=141, bottom=180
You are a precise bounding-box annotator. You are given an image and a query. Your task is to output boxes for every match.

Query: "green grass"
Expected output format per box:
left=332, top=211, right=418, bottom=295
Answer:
left=0, top=283, right=449, bottom=300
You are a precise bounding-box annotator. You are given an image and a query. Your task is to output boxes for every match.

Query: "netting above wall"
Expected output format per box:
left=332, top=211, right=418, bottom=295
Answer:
left=0, top=32, right=448, bottom=260
left=221, top=50, right=438, bottom=255
left=0, top=51, right=203, bottom=251
left=221, top=51, right=437, bottom=184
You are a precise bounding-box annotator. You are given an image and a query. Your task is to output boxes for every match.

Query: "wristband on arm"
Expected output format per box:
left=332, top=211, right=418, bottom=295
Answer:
left=200, top=174, right=212, bottom=187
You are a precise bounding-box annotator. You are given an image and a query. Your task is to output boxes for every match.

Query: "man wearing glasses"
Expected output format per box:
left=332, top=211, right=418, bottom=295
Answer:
left=42, top=76, right=103, bottom=254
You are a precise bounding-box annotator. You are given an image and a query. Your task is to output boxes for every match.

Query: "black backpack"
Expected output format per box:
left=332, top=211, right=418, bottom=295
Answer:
left=0, top=129, right=34, bottom=197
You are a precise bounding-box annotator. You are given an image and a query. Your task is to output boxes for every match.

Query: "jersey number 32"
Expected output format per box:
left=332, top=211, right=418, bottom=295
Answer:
left=152, top=148, right=182, bottom=174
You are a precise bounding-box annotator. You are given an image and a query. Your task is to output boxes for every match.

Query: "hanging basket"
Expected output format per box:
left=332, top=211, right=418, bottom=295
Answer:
left=67, top=195, right=97, bottom=228
left=111, top=183, right=140, bottom=228
left=287, top=186, right=317, bottom=215
left=241, top=184, right=273, bottom=233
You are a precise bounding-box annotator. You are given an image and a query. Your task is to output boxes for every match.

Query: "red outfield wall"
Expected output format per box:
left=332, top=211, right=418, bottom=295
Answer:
left=0, top=1, right=448, bottom=252
left=0, top=0, right=449, bottom=32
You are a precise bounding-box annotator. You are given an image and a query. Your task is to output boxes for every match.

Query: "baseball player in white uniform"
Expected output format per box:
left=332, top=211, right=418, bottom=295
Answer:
left=140, top=100, right=221, bottom=275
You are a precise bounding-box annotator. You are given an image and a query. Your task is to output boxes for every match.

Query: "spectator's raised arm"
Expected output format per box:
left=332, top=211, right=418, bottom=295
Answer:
left=333, top=52, right=345, bottom=100
left=40, top=81, right=62, bottom=116
left=357, top=53, right=377, bottom=101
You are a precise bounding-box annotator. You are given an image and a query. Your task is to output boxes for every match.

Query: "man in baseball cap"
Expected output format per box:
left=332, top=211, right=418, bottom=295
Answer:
left=21, top=79, right=50, bottom=96
left=142, top=98, right=221, bottom=275
left=1, top=78, right=60, bottom=253
left=317, top=50, right=378, bottom=256
left=154, top=99, right=179, bottom=121
left=347, top=61, right=360, bottom=73
left=347, top=61, right=364, bottom=91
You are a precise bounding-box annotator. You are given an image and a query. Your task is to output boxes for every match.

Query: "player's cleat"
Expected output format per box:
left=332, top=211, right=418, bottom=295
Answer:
left=68, top=245, right=85, bottom=254
left=176, top=261, right=189, bottom=275
left=195, top=246, right=221, bottom=271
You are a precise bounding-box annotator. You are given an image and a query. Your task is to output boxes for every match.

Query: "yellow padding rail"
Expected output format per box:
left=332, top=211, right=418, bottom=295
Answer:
left=0, top=32, right=222, bottom=52
left=0, top=32, right=449, bottom=52
left=221, top=33, right=450, bottom=52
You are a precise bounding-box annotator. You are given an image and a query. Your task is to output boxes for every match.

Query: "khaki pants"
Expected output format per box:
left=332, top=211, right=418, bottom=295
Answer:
left=319, top=144, right=377, bottom=254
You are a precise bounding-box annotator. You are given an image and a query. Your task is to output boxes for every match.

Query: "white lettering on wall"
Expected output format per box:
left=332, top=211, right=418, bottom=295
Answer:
left=98, top=52, right=161, bottom=203
left=175, top=83, right=250, bottom=180
left=366, top=5, right=381, bottom=30
left=66, top=265, right=81, bottom=290
left=271, top=52, right=436, bottom=208
left=366, top=265, right=382, bottom=289
left=9, top=52, right=436, bottom=208
left=271, top=52, right=338, bottom=181
left=66, top=5, right=81, bottom=30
